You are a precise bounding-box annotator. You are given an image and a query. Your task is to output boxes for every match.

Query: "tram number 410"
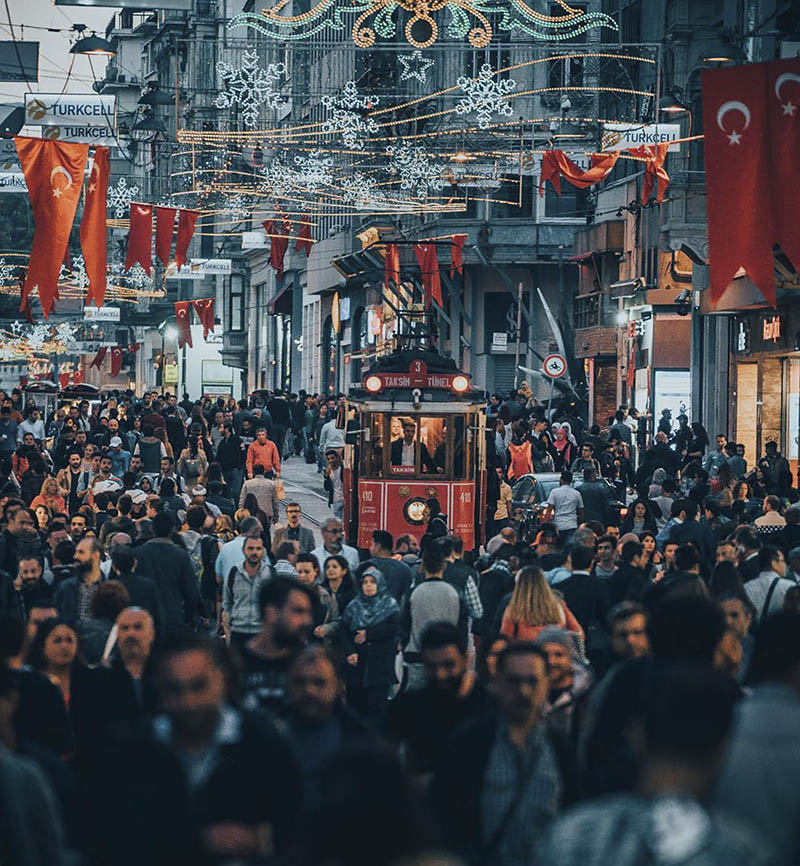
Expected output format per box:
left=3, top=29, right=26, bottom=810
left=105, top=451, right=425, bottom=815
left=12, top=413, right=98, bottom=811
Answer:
left=362, top=490, right=373, bottom=502
left=460, top=491, right=471, bottom=504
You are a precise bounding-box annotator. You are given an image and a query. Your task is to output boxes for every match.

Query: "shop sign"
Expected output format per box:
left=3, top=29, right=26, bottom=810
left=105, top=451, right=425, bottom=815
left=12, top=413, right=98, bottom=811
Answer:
left=602, top=123, right=682, bottom=152
left=491, top=332, right=508, bottom=352
left=163, top=363, right=178, bottom=384
left=24, top=93, right=115, bottom=128
left=762, top=315, right=782, bottom=343
left=191, top=258, right=232, bottom=275
left=736, top=319, right=751, bottom=354
left=83, top=305, right=120, bottom=322
left=0, top=172, right=25, bottom=192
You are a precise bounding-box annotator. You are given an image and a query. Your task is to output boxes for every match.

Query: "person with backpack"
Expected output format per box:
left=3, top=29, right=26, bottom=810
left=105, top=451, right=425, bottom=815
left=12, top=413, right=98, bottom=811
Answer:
left=222, top=533, right=274, bottom=650
left=180, top=505, right=221, bottom=628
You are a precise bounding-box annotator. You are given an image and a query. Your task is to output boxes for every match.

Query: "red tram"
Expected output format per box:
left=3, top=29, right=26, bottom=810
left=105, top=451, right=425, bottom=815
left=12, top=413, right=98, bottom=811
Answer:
left=343, top=349, right=487, bottom=552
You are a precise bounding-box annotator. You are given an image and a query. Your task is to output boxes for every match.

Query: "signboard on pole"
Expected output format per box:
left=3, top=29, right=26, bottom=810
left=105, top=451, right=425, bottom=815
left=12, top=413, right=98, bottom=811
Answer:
left=165, top=263, right=205, bottom=281
left=601, top=123, right=682, bottom=152
left=24, top=93, right=116, bottom=128
left=491, top=332, right=508, bottom=353
left=0, top=42, right=39, bottom=83
left=191, top=258, right=232, bottom=275
left=543, top=353, right=567, bottom=378
left=241, top=231, right=268, bottom=249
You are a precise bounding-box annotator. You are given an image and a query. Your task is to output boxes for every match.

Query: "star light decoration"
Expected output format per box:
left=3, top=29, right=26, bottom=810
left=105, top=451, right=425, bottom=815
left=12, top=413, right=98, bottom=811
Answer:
left=387, top=142, right=446, bottom=200
left=399, top=51, right=434, bottom=84
left=107, top=178, right=140, bottom=220
left=456, top=63, right=516, bottom=130
left=322, top=82, right=380, bottom=150
left=228, top=0, right=617, bottom=49
left=215, top=50, right=287, bottom=128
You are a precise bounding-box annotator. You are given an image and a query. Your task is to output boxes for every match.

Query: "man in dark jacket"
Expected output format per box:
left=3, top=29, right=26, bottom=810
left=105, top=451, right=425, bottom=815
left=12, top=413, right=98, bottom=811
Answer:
left=132, top=512, right=199, bottom=634
left=86, top=635, right=302, bottom=866
left=265, top=392, right=291, bottom=459
left=216, top=424, right=244, bottom=505
left=557, top=545, right=609, bottom=634
left=666, top=498, right=715, bottom=563
left=576, top=467, right=612, bottom=526
left=430, top=642, right=576, bottom=866
left=110, top=544, right=164, bottom=636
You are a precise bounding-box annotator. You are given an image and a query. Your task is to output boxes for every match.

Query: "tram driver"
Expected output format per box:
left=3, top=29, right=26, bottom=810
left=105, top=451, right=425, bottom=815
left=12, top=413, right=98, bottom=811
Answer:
left=391, top=418, right=437, bottom=473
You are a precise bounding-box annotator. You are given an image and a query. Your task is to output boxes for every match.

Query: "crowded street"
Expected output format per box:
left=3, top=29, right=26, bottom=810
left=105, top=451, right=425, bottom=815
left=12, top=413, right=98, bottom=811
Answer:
left=1, top=0, right=800, bottom=864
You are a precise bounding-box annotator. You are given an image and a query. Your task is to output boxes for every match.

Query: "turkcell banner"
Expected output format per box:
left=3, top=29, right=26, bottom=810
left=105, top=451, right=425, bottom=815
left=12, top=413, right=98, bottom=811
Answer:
left=0, top=172, right=26, bottom=192
left=601, top=123, right=682, bottom=152
left=24, top=93, right=116, bottom=128
left=19, top=123, right=116, bottom=146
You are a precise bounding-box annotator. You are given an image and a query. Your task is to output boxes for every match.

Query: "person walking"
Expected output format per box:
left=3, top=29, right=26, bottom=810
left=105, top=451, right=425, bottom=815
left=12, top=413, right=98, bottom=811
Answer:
left=222, top=534, right=274, bottom=650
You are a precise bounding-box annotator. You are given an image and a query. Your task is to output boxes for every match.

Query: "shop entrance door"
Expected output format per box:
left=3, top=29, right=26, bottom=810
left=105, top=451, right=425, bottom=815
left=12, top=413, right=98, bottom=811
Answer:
left=735, top=363, right=758, bottom=466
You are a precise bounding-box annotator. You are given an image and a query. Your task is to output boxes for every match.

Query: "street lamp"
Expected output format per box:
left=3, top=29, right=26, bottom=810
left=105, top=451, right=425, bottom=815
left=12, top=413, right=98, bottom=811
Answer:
left=70, top=26, right=115, bottom=57
left=138, top=82, right=173, bottom=107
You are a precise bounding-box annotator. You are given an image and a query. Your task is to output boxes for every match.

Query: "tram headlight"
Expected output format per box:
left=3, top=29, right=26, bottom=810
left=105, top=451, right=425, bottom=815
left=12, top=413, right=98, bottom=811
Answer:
left=452, top=375, right=469, bottom=393
left=404, top=497, right=427, bottom=525
left=365, top=375, right=382, bottom=393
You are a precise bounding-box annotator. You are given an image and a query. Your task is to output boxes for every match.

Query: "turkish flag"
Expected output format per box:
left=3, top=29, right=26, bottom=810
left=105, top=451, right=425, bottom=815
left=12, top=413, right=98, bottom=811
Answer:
left=450, top=234, right=466, bottom=278
left=15, top=137, right=89, bottom=318
left=155, top=206, right=177, bottom=266
left=385, top=243, right=400, bottom=289
left=295, top=222, right=312, bottom=256
left=72, top=368, right=84, bottom=385
left=175, top=300, right=193, bottom=348
left=413, top=242, right=443, bottom=308
left=192, top=297, right=215, bottom=340
left=265, top=220, right=288, bottom=278
left=175, top=209, right=199, bottom=268
left=58, top=372, right=70, bottom=390
left=703, top=63, right=775, bottom=307
left=767, top=58, right=800, bottom=272
left=127, top=342, right=141, bottom=354
left=80, top=146, right=109, bottom=308
left=125, top=203, right=153, bottom=274
left=539, top=150, right=619, bottom=196
left=110, top=346, right=123, bottom=377
left=89, top=347, right=107, bottom=369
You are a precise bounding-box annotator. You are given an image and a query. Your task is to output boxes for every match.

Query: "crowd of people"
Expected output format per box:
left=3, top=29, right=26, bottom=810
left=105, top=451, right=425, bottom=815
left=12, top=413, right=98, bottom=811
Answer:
left=0, top=383, right=799, bottom=866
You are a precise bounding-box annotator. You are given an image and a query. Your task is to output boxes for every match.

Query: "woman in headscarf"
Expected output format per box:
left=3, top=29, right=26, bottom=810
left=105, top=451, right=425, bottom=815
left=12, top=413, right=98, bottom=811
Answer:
left=340, top=565, right=400, bottom=726
left=551, top=422, right=575, bottom=471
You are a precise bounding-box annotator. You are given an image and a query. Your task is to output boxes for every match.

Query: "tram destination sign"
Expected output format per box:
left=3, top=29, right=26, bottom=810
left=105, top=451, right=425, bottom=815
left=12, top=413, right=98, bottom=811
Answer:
left=363, top=360, right=470, bottom=393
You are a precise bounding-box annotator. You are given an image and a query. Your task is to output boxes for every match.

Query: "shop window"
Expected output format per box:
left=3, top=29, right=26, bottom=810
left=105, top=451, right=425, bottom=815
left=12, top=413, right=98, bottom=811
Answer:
left=228, top=274, right=244, bottom=331
left=543, top=181, right=587, bottom=220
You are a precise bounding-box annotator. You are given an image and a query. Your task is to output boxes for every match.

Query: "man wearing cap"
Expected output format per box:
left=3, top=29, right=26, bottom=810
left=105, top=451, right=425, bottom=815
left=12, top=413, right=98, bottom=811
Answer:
left=535, top=627, right=594, bottom=747
left=109, top=436, right=132, bottom=478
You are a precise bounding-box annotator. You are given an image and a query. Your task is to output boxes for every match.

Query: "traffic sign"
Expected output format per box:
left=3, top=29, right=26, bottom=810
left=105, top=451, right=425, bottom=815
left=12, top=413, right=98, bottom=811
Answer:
left=543, top=353, right=567, bottom=379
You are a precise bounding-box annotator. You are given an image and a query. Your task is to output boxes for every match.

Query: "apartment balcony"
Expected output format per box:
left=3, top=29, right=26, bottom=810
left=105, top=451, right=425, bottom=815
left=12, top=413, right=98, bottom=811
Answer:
left=221, top=331, right=248, bottom=370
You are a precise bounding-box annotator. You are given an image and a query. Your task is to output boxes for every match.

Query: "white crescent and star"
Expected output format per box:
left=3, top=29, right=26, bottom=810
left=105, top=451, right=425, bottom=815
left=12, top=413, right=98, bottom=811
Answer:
left=50, top=165, right=73, bottom=198
left=716, top=100, right=751, bottom=145
left=136, top=206, right=151, bottom=216
left=775, top=72, right=800, bottom=117
left=88, top=161, right=99, bottom=194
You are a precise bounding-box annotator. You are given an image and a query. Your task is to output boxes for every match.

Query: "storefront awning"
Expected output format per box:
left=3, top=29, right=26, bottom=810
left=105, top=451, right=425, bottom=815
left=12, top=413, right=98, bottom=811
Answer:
left=268, top=284, right=293, bottom=315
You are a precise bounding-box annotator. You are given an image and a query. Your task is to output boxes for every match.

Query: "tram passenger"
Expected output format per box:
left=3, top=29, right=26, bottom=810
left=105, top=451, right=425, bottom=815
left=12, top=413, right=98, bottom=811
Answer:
left=391, top=419, right=436, bottom=472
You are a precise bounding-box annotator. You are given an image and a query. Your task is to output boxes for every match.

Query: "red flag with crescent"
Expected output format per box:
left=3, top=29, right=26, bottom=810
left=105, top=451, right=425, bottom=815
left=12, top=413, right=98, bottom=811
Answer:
left=80, top=146, right=109, bottom=308
left=450, top=234, right=466, bottom=278
left=155, top=206, right=177, bottom=267
left=89, top=347, right=107, bottom=369
left=631, top=144, right=670, bottom=204
left=175, top=300, right=193, bottom=348
left=264, top=219, right=289, bottom=278
left=703, top=63, right=775, bottom=307
left=192, top=298, right=215, bottom=340
left=413, top=242, right=442, bottom=308
left=767, top=58, right=800, bottom=272
left=110, top=346, right=123, bottom=377
left=295, top=222, right=312, bottom=257
left=538, top=150, right=619, bottom=196
left=15, top=137, right=89, bottom=318
left=175, top=209, right=200, bottom=268
left=125, top=203, right=153, bottom=275
left=72, top=368, right=84, bottom=385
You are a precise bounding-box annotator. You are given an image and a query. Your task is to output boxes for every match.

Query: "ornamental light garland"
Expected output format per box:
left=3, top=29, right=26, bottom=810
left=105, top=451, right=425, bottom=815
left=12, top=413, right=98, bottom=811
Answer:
left=215, top=50, right=288, bottom=128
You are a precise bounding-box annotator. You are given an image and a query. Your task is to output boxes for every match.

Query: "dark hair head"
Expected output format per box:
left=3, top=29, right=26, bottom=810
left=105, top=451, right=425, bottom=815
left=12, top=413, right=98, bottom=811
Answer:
left=736, top=529, right=761, bottom=552
left=420, top=621, right=467, bottom=655
left=648, top=596, right=726, bottom=664
left=117, top=494, right=133, bottom=516
left=52, top=539, right=75, bottom=565
left=569, top=545, right=594, bottom=572
left=90, top=580, right=131, bottom=621
left=643, top=662, right=739, bottom=758
left=186, top=505, right=206, bottom=531
left=621, top=540, right=643, bottom=565
left=258, top=577, right=314, bottom=615
left=597, top=533, right=618, bottom=550
left=296, top=553, right=321, bottom=572
left=606, top=601, right=647, bottom=632
left=152, top=511, right=174, bottom=538
left=675, top=543, right=701, bottom=572
left=496, top=641, right=549, bottom=674
left=425, top=497, right=442, bottom=517
left=275, top=540, right=298, bottom=560
left=208, top=480, right=223, bottom=495
left=253, top=463, right=266, bottom=477
left=142, top=424, right=154, bottom=437
left=422, top=548, right=444, bottom=576
left=94, top=492, right=110, bottom=511
left=371, top=529, right=393, bottom=552
left=111, top=544, right=136, bottom=576
left=0, top=612, right=25, bottom=658
left=430, top=536, right=454, bottom=559
left=709, top=561, right=744, bottom=600
left=29, top=617, right=77, bottom=671
left=748, top=612, right=800, bottom=683
left=159, top=478, right=175, bottom=497
left=758, top=545, right=783, bottom=573
left=560, top=470, right=573, bottom=484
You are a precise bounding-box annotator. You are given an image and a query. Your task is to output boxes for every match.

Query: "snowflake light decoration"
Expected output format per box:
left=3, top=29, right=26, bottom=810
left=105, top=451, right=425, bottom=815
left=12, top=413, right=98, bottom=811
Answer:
left=293, top=151, right=334, bottom=192
left=215, top=50, right=287, bottom=128
left=322, top=82, right=380, bottom=150
left=0, top=257, right=16, bottom=286
left=107, top=177, right=140, bottom=220
left=228, top=0, right=617, bottom=50
left=456, top=63, right=516, bottom=130
left=55, top=323, right=77, bottom=348
left=343, top=172, right=380, bottom=208
left=260, top=158, right=298, bottom=199
left=68, top=255, right=89, bottom=290
left=387, top=142, right=446, bottom=200
left=399, top=51, right=434, bottom=84
left=27, top=325, right=48, bottom=352
left=221, top=195, right=250, bottom=222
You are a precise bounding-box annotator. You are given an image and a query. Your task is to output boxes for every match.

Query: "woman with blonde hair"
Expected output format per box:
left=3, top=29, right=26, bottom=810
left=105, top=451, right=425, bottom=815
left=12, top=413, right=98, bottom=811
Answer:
left=500, top=564, right=583, bottom=642
left=30, top=476, right=66, bottom=514
left=215, top=514, right=235, bottom=542
left=233, top=507, right=251, bottom=530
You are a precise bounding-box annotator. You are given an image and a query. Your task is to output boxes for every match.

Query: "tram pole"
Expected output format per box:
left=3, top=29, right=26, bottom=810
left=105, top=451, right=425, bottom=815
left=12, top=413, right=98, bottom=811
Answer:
left=513, top=281, right=523, bottom=389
